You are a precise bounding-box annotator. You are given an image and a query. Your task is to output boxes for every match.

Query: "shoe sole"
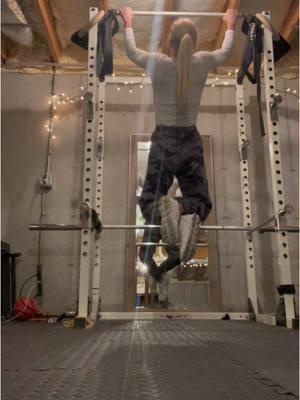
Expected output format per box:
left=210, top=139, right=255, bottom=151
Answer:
left=181, top=214, right=200, bottom=263
left=159, top=196, right=179, bottom=245
left=159, top=274, right=169, bottom=302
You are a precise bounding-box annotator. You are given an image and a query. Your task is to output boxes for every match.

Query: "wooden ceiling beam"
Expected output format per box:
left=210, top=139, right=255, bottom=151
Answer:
left=280, top=0, right=299, bottom=41
left=99, top=0, right=108, bottom=12
left=159, top=0, right=175, bottom=55
left=36, top=0, right=62, bottom=62
left=214, top=0, right=240, bottom=49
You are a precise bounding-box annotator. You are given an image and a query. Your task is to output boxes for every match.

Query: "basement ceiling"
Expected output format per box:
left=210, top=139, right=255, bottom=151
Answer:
left=1, top=0, right=299, bottom=77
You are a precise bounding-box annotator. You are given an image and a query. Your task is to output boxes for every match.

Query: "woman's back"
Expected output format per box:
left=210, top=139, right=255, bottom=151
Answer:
left=124, top=27, right=234, bottom=127
left=151, top=53, right=211, bottom=126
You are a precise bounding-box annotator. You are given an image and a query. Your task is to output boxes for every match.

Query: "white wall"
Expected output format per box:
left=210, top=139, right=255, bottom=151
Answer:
left=1, top=71, right=299, bottom=314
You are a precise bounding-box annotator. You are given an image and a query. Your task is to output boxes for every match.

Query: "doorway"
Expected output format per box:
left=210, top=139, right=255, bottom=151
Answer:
left=126, top=134, right=219, bottom=311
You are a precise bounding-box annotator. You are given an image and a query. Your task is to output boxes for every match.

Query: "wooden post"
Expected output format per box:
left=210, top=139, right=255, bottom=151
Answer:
left=214, top=0, right=240, bottom=49
left=280, top=0, right=299, bottom=41
left=36, top=0, right=62, bottom=62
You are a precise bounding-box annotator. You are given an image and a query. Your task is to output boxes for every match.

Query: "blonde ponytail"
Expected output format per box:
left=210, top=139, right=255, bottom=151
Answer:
left=169, top=18, right=198, bottom=103
left=176, top=33, right=194, bottom=103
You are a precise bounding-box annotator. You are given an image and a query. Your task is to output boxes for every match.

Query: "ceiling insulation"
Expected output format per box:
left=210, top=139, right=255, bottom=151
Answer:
left=1, top=0, right=299, bottom=77
left=1, top=0, right=33, bottom=46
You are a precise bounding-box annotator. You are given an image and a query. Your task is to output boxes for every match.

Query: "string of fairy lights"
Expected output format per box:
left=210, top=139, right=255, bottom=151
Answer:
left=44, top=70, right=299, bottom=137
left=44, top=86, right=86, bottom=139
left=112, top=70, right=300, bottom=101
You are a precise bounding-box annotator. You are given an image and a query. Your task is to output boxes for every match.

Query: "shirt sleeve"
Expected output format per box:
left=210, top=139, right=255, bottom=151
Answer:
left=124, top=27, right=163, bottom=69
left=195, top=30, right=234, bottom=70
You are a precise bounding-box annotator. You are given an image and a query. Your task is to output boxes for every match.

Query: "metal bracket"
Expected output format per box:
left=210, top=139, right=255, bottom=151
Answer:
left=84, top=91, right=94, bottom=120
left=270, top=93, right=283, bottom=122
left=40, top=173, right=53, bottom=190
left=96, top=137, right=104, bottom=160
left=240, top=139, right=250, bottom=161
left=276, top=204, right=293, bottom=230
left=80, top=201, right=92, bottom=228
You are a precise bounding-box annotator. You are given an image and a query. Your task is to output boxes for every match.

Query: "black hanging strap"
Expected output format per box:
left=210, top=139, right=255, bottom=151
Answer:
left=71, top=9, right=119, bottom=81
left=237, top=16, right=265, bottom=137
left=237, top=15, right=291, bottom=138
left=96, top=9, right=119, bottom=81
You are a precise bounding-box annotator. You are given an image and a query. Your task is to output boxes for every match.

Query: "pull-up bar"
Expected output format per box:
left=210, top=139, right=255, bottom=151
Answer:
left=125, top=11, right=228, bottom=17
left=79, top=9, right=243, bottom=38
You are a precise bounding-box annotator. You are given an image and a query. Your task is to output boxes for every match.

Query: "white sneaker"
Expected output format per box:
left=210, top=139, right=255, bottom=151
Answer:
left=149, top=275, right=158, bottom=292
left=158, top=273, right=169, bottom=303
left=159, top=196, right=181, bottom=245
left=179, top=214, right=200, bottom=263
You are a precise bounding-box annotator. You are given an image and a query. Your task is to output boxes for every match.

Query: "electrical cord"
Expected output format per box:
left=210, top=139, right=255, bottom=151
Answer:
left=35, top=67, right=57, bottom=294
left=19, top=273, right=37, bottom=298
left=6, top=68, right=58, bottom=322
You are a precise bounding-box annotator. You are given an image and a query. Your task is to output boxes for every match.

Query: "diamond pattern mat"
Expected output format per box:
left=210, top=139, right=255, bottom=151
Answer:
left=2, top=320, right=299, bottom=400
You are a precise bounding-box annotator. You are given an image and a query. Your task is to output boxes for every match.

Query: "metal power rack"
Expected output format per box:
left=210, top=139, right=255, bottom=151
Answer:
left=29, top=8, right=297, bottom=329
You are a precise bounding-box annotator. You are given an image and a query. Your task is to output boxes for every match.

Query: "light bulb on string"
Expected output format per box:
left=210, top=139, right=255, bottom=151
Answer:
left=211, top=83, right=215, bottom=87
left=52, top=135, right=56, bottom=139
left=139, top=85, right=143, bottom=89
left=80, top=86, right=85, bottom=91
left=129, top=89, right=133, bottom=94
left=227, top=71, right=232, bottom=76
left=286, top=88, right=291, bottom=92
left=293, top=90, right=297, bottom=94
left=117, top=87, right=121, bottom=91
left=125, top=81, right=128, bottom=85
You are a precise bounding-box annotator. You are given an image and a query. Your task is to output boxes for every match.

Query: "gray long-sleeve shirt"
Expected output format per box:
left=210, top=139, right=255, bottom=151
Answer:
left=124, top=27, right=234, bottom=126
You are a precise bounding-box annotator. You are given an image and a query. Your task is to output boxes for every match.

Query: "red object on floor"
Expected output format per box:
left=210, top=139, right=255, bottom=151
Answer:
left=13, top=298, right=38, bottom=321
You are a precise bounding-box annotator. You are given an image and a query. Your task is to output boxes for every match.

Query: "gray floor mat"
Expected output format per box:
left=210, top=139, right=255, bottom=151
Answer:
left=2, top=320, right=299, bottom=400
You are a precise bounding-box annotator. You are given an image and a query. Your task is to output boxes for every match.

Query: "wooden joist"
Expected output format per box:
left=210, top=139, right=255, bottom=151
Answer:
left=214, top=0, right=240, bottom=49
left=36, top=0, right=62, bottom=62
left=99, top=0, right=108, bottom=13
left=159, top=0, right=175, bottom=55
left=280, top=0, right=299, bottom=41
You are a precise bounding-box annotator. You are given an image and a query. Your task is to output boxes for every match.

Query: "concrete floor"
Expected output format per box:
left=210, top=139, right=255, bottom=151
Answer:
left=2, top=319, right=299, bottom=400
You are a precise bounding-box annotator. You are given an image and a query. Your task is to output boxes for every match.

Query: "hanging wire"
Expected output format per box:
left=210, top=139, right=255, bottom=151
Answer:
left=19, top=273, right=37, bottom=298
left=37, top=67, right=57, bottom=291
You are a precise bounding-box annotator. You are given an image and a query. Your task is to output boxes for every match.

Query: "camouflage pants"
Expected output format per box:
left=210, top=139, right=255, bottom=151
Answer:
left=139, top=126, right=212, bottom=275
